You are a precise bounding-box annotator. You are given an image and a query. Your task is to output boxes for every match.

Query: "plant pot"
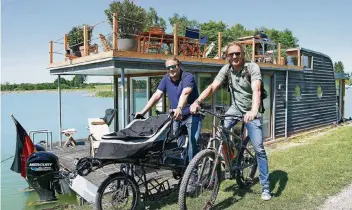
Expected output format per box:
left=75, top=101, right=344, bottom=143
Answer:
left=118, top=38, right=138, bottom=52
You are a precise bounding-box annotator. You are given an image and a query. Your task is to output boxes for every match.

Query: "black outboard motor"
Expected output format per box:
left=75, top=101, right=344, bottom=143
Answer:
left=26, top=151, right=62, bottom=202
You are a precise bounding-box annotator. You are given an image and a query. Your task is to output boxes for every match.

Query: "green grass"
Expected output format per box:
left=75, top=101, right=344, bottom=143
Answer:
left=53, top=125, right=352, bottom=210
left=154, top=125, right=352, bottom=210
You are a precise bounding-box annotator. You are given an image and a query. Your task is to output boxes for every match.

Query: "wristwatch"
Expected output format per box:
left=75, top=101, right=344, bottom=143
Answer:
left=177, top=106, right=182, bottom=111
left=195, top=99, right=202, bottom=105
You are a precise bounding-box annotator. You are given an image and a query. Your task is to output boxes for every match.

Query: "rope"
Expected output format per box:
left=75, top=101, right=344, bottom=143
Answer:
left=1, top=155, right=14, bottom=163
left=68, top=41, right=85, bottom=49
left=55, top=37, right=64, bottom=42
left=119, top=32, right=139, bottom=37
left=91, top=19, right=109, bottom=28
left=53, top=51, right=64, bottom=55
left=53, top=41, right=64, bottom=45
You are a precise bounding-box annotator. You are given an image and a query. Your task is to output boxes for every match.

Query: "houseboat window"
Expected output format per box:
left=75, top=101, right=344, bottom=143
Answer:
left=317, top=85, right=323, bottom=98
left=301, top=54, right=313, bottom=69
left=131, top=77, right=148, bottom=117
left=294, top=85, right=302, bottom=101
left=197, top=73, right=214, bottom=132
left=150, top=77, right=163, bottom=116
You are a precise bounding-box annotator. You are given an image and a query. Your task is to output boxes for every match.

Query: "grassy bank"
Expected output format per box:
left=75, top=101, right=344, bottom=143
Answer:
left=49, top=124, right=352, bottom=210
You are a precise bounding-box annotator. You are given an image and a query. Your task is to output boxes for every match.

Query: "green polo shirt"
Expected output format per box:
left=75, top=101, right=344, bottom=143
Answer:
left=214, top=62, right=262, bottom=115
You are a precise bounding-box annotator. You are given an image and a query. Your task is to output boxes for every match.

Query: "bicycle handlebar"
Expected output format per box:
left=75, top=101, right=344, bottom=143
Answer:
left=196, top=108, right=244, bottom=121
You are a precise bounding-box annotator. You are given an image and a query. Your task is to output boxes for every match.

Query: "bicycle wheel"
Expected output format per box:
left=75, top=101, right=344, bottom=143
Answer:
left=235, top=139, right=258, bottom=188
left=178, top=149, right=221, bottom=210
left=95, top=172, right=140, bottom=210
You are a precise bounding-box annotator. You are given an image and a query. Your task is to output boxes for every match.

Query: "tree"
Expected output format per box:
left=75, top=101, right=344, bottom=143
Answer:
left=72, top=75, right=87, bottom=87
left=334, top=61, right=344, bottom=73
left=67, top=25, right=93, bottom=54
left=168, top=13, right=200, bottom=36
left=105, top=0, right=147, bottom=39
left=54, top=77, right=70, bottom=87
left=145, top=7, right=166, bottom=30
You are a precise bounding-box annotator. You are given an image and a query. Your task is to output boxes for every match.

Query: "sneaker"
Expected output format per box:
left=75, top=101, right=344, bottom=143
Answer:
left=261, top=189, right=272, bottom=201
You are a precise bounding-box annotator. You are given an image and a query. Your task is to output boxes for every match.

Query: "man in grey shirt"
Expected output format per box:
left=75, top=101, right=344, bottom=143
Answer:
left=190, top=42, right=271, bottom=201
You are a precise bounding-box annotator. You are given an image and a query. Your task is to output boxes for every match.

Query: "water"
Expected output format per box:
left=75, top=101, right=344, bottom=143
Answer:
left=1, top=89, right=352, bottom=209
left=1, top=91, right=116, bottom=210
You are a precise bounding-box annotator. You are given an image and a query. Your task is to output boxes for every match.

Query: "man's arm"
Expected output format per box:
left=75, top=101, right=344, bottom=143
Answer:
left=251, top=80, right=261, bottom=112
left=244, top=79, right=261, bottom=122
left=138, top=90, right=164, bottom=115
left=196, top=81, right=222, bottom=104
left=177, top=87, right=192, bottom=109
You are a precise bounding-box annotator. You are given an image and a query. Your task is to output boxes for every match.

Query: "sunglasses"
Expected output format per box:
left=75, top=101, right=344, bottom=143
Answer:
left=227, top=52, right=241, bottom=57
left=166, top=64, right=177, bottom=70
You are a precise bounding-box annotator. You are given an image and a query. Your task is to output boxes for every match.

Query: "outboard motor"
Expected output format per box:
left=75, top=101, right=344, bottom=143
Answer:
left=26, top=151, right=62, bottom=202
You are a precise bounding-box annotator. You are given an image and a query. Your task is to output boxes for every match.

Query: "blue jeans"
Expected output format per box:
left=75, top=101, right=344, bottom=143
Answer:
left=224, top=110, right=270, bottom=191
left=173, top=115, right=202, bottom=162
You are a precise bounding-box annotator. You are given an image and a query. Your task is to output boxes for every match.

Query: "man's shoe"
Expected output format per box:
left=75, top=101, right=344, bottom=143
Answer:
left=261, top=189, right=272, bottom=201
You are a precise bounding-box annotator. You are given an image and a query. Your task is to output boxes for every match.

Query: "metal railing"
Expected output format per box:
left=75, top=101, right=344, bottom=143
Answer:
left=29, top=129, right=53, bottom=151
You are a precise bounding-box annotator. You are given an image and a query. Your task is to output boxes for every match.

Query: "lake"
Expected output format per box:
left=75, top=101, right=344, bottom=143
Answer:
left=1, top=89, right=352, bottom=209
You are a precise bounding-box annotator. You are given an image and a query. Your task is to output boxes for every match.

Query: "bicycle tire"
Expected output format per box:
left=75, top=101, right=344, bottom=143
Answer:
left=235, top=140, right=258, bottom=188
left=178, top=149, right=221, bottom=210
left=95, top=172, right=140, bottom=210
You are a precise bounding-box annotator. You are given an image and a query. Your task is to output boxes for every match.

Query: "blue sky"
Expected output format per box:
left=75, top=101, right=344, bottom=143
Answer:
left=1, top=0, right=351, bottom=84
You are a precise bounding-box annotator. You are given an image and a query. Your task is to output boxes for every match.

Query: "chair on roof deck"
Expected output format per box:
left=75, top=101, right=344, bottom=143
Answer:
left=88, top=108, right=116, bottom=157
left=181, top=27, right=207, bottom=57
left=98, top=34, right=113, bottom=52
left=143, top=27, right=165, bottom=53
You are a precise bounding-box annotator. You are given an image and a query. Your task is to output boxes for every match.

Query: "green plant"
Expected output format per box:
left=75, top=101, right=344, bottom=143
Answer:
left=105, top=0, right=147, bottom=39
left=67, top=25, right=93, bottom=53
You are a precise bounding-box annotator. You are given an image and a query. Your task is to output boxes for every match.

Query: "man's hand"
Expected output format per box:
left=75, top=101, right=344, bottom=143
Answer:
left=173, top=108, right=182, bottom=120
left=190, top=102, right=200, bottom=114
left=244, top=110, right=257, bottom=123
left=134, top=111, right=144, bottom=119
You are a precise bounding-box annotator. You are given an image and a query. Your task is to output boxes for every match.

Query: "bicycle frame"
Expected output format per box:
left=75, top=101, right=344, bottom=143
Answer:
left=199, top=109, right=247, bottom=184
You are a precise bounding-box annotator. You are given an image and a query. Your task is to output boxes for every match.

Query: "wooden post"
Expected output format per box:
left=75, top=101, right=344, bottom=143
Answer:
left=277, top=43, right=281, bottom=65
left=173, top=24, right=178, bottom=55
left=64, top=34, right=68, bottom=52
left=49, top=40, right=53, bottom=64
left=218, top=32, right=222, bottom=59
left=297, top=48, right=301, bottom=66
left=252, top=38, right=255, bottom=62
left=84, top=25, right=89, bottom=56
left=113, top=12, right=118, bottom=50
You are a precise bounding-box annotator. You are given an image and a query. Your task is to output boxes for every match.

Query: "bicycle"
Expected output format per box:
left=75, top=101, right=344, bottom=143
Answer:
left=178, top=108, right=258, bottom=210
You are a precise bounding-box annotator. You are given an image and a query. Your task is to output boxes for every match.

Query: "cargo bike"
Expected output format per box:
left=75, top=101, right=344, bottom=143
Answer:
left=74, top=110, right=205, bottom=210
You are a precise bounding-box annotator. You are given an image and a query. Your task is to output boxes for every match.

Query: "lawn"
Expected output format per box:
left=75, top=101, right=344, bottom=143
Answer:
left=51, top=125, right=352, bottom=210
left=154, top=125, right=352, bottom=210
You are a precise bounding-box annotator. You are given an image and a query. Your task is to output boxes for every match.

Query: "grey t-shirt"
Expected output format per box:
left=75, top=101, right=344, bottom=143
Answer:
left=214, top=62, right=262, bottom=115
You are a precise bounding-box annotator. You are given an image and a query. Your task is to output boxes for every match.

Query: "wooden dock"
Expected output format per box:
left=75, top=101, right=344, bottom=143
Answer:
left=49, top=139, right=176, bottom=188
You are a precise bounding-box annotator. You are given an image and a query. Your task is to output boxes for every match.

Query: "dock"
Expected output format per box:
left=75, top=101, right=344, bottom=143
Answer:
left=49, top=139, right=176, bottom=187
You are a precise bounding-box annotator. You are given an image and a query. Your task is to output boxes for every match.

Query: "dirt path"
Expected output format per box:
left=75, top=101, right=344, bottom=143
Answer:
left=319, top=183, right=352, bottom=210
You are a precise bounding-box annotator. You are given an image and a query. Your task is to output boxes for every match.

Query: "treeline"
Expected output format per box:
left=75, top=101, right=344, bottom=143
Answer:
left=1, top=75, right=110, bottom=91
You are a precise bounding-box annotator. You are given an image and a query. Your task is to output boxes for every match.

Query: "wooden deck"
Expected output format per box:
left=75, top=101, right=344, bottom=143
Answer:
left=50, top=139, right=176, bottom=188
left=47, top=49, right=304, bottom=72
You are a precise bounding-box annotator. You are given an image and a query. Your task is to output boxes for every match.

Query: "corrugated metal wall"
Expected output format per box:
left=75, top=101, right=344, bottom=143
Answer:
left=273, top=72, right=287, bottom=137
left=273, top=49, right=337, bottom=138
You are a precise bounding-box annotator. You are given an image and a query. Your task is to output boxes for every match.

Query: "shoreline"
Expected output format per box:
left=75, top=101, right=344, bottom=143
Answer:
left=1, top=89, right=94, bottom=94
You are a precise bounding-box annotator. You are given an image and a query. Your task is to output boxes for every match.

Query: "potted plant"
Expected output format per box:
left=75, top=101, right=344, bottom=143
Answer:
left=67, top=25, right=93, bottom=57
left=104, top=0, right=147, bottom=51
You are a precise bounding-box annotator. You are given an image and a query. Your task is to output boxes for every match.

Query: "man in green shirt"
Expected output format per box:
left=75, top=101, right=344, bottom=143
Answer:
left=190, top=42, right=271, bottom=201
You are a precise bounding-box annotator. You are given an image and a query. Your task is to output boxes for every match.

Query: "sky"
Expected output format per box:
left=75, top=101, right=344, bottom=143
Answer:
left=1, top=0, right=352, bottom=84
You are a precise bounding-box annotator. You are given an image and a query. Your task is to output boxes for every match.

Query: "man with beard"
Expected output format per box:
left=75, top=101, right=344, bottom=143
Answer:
left=135, top=56, right=202, bottom=164
left=189, top=42, right=272, bottom=201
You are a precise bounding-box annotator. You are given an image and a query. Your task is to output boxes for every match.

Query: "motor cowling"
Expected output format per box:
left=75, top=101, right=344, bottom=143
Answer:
left=26, top=151, right=61, bottom=202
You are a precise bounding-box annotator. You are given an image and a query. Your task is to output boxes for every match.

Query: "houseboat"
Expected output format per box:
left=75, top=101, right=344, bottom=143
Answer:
left=48, top=14, right=349, bottom=143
